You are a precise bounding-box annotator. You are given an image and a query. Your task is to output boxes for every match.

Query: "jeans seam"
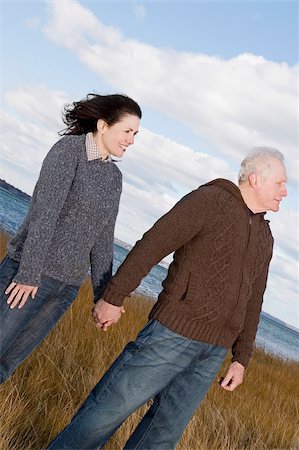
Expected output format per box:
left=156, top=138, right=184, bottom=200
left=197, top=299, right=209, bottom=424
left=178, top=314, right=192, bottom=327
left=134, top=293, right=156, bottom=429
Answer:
left=133, top=320, right=160, bottom=352
left=0, top=365, right=9, bottom=381
left=132, top=383, right=173, bottom=450
left=60, top=352, right=136, bottom=444
left=93, top=350, right=135, bottom=405
left=198, top=342, right=214, bottom=360
left=55, top=282, right=67, bottom=296
left=50, top=355, right=131, bottom=448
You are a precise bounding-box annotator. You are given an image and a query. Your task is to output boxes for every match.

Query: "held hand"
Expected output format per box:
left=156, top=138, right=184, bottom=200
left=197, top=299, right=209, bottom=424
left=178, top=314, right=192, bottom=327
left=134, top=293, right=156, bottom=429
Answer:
left=92, top=299, right=125, bottom=331
left=218, top=361, right=245, bottom=392
left=5, top=282, right=38, bottom=309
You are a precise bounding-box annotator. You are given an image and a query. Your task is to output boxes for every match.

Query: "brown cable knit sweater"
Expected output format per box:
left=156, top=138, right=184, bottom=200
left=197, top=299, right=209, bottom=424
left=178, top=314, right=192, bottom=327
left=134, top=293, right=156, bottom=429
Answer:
left=102, top=179, right=274, bottom=367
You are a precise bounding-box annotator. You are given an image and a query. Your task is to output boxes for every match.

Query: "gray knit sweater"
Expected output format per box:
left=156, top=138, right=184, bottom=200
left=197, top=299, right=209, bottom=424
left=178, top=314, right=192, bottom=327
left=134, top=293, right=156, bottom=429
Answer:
left=7, top=134, right=122, bottom=300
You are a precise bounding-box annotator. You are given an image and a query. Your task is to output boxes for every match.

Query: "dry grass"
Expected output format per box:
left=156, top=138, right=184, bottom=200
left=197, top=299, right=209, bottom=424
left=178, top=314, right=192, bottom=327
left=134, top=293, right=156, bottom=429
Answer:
left=0, top=231, right=298, bottom=450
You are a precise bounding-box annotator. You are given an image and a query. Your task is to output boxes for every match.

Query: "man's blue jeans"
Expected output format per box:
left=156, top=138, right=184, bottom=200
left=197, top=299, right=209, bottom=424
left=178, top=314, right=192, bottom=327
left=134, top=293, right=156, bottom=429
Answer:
left=0, top=256, right=79, bottom=383
left=48, top=319, right=227, bottom=450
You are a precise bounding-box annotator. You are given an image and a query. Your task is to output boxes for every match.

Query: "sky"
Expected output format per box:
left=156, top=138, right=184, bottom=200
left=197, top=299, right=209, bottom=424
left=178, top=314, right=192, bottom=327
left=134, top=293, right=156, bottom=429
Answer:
left=0, top=0, right=298, bottom=328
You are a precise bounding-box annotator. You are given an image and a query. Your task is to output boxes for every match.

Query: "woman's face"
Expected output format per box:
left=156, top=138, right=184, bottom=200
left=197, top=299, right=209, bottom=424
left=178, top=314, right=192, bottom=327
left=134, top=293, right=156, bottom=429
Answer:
left=95, top=114, right=140, bottom=159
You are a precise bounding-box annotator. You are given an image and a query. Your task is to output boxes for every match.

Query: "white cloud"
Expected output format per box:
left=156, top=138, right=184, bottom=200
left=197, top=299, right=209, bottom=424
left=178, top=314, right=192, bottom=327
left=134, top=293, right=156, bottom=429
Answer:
left=4, top=84, right=67, bottom=130
left=0, top=85, right=233, bottom=203
left=115, top=127, right=234, bottom=247
left=264, top=268, right=299, bottom=329
left=268, top=209, right=299, bottom=261
left=43, top=0, right=299, bottom=186
left=134, top=3, right=147, bottom=21
left=122, top=128, right=234, bottom=194
left=0, top=86, right=68, bottom=193
left=261, top=214, right=299, bottom=329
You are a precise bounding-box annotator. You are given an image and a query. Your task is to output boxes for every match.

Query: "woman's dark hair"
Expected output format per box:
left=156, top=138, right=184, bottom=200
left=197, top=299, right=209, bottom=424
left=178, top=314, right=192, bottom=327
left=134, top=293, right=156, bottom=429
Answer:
left=60, top=93, right=142, bottom=135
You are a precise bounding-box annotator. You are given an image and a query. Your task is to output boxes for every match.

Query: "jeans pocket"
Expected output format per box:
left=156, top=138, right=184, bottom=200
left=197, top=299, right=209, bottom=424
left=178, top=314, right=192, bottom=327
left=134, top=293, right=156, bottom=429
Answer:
left=0, top=257, right=20, bottom=292
left=136, top=319, right=158, bottom=341
left=59, top=284, right=79, bottom=307
left=124, top=320, right=159, bottom=355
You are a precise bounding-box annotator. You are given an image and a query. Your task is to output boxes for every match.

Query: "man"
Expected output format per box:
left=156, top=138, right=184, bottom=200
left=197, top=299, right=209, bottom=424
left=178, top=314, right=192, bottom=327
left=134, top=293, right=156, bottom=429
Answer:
left=48, top=147, right=287, bottom=450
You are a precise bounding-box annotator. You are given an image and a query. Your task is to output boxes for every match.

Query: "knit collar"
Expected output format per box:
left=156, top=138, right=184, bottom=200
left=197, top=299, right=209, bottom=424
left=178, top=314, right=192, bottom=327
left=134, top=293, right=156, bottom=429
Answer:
left=247, top=207, right=267, bottom=221
left=203, top=179, right=267, bottom=221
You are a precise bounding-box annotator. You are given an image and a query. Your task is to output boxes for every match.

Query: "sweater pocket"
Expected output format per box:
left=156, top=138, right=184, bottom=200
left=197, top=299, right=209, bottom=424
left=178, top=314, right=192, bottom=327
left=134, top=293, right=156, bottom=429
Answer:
left=178, top=272, right=220, bottom=323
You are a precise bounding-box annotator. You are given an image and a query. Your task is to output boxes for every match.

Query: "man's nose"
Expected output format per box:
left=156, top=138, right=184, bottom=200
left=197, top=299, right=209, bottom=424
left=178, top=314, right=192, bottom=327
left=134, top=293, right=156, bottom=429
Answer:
left=281, top=184, right=287, bottom=197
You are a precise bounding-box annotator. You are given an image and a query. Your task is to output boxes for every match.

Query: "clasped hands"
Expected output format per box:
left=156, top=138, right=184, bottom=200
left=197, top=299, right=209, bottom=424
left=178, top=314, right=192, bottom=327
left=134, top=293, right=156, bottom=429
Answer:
left=92, top=299, right=125, bottom=331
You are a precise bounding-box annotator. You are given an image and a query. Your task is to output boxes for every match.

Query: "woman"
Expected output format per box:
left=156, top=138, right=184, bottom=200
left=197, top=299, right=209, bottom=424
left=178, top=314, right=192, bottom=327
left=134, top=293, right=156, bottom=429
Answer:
left=0, top=93, right=142, bottom=383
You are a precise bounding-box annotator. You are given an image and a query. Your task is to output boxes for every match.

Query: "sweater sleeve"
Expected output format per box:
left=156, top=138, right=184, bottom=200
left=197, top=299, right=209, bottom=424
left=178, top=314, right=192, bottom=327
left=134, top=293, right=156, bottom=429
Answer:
left=102, top=187, right=207, bottom=306
left=90, top=212, right=119, bottom=302
left=231, top=256, right=272, bottom=368
left=13, top=137, right=79, bottom=286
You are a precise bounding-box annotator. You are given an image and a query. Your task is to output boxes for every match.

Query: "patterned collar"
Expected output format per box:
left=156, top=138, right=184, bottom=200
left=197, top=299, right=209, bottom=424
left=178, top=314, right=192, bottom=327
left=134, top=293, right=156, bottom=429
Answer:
left=85, top=132, right=112, bottom=162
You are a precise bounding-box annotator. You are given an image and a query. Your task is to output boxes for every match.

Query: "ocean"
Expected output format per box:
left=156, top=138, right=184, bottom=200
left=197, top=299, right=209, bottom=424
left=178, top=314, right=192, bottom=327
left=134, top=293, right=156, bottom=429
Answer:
left=0, top=183, right=298, bottom=363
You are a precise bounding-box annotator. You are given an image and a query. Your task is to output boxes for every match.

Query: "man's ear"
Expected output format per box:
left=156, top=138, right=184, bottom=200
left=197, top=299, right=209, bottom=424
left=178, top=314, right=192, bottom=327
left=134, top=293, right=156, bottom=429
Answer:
left=248, top=172, right=259, bottom=189
left=97, top=119, right=108, bottom=134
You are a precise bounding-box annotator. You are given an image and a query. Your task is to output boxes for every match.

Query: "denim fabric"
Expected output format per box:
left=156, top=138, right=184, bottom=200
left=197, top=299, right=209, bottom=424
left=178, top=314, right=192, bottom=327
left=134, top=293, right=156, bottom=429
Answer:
left=48, top=319, right=227, bottom=450
left=0, top=256, right=79, bottom=383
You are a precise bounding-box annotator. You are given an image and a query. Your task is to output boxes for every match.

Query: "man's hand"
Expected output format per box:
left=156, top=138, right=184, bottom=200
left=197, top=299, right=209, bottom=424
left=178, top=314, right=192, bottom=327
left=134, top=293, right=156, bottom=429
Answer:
left=218, top=361, right=245, bottom=391
left=5, top=282, right=38, bottom=309
left=92, top=299, right=125, bottom=331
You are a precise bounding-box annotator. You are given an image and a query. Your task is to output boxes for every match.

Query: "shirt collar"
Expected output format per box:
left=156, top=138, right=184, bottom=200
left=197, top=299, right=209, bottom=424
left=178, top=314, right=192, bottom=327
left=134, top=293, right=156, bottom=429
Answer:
left=85, top=132, right=112, bottom=162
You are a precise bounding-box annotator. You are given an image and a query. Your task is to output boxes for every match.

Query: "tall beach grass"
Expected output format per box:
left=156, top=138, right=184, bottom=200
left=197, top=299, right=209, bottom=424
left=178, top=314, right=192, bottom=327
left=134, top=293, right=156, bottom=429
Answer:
left=0, top=230, right=298, bottom=449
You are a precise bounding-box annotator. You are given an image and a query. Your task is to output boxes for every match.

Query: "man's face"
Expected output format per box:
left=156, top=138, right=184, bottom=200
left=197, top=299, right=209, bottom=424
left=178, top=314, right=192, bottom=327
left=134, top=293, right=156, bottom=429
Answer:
left=255, top=158, right=287, bottom=212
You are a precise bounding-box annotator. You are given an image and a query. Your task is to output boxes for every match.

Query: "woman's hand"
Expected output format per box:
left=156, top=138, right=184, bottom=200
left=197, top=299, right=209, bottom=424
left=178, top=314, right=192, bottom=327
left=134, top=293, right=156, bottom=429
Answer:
left=5, top=282, right=38, bottom=309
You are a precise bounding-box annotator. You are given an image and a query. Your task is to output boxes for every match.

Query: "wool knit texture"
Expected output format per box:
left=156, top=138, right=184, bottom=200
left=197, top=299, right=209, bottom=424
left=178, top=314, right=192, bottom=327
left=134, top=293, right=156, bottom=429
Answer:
left=7, top=134, right=122, bottom=300
left=102, top=179, right=274, bottom=367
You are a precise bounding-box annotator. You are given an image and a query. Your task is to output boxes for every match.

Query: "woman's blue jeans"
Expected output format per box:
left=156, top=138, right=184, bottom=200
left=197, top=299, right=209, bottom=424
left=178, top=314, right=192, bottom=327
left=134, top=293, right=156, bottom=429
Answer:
left=48, top=319, right=227, bottom=450
left=0, top=256, right=79, bottom=383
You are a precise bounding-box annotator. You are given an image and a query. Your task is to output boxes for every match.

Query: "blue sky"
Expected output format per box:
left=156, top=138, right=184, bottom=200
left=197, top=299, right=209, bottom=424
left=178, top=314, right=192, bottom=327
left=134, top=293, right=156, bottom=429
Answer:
left=1, top=0, right=298, bottom=328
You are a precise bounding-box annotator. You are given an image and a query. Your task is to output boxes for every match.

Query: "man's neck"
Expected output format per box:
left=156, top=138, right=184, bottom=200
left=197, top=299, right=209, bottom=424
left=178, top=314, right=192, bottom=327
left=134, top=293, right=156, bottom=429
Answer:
left=238, top=184, right=266, bottom=214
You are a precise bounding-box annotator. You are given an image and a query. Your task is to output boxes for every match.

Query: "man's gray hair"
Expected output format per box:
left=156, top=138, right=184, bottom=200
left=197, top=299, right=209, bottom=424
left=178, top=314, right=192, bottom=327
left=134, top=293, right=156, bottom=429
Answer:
left=238, top=147, right=285, bottom=185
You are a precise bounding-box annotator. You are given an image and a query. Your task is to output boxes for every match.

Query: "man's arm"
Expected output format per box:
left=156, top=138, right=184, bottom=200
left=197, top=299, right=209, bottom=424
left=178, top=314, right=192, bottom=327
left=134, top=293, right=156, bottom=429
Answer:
left=217, top=254, right=272, bottom=390
left=93, top=187, right=210, bottom=329
left=101, top=186, right=208, bottom=308
left=231, top=258, right=272, bottom=369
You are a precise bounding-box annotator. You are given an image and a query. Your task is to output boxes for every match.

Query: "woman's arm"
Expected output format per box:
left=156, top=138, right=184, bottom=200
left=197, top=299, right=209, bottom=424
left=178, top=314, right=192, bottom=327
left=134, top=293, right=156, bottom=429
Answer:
left=12, top=136, right=79, bottom=288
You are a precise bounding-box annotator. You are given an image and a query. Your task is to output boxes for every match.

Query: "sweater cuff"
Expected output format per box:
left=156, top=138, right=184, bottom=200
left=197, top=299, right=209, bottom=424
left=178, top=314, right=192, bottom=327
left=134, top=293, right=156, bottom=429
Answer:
left=13, top=271, right=41, bottom=287
left=231, top=350, right=252, bottom=369
left=102, top=283, right=130, bottom=307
